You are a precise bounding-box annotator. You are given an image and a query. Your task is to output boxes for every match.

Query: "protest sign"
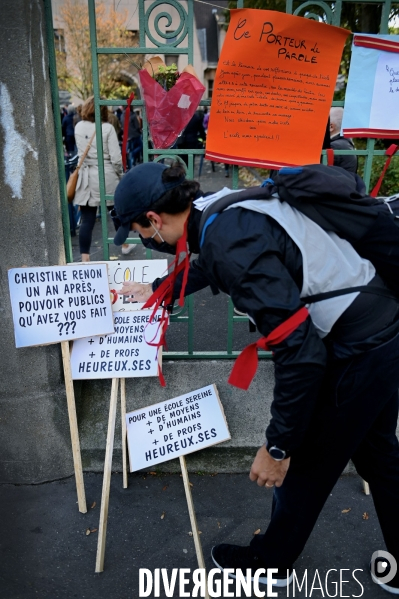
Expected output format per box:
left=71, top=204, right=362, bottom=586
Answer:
left=8, top=264, right=114, bottom=348
left=70, top=310, right=163, bottom=379
left=125, top=384, right=230, bottom=472
left=205, top=9, right=349, bottom=169
left=92, top=259, right=167, bottom=311
left=95, top=385, right=225, bottom=581
left=342, top=34, right=399, bottom=138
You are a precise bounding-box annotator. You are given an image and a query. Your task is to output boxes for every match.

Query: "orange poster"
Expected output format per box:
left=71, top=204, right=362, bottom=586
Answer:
left=205, top=9, right=350, bottom=169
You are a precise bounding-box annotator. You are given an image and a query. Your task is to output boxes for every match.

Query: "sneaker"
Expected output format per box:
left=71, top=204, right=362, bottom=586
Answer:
left=121, top=244, right=135, bottom=255
left=211, top=543, right=293, bottom=587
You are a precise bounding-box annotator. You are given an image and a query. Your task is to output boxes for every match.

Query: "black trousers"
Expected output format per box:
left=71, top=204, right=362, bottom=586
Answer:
left=79, top=204, right=115, bottom=255
left=251, top=331, right=399, bottom=573
left=78, top=205, right=97, bottom=255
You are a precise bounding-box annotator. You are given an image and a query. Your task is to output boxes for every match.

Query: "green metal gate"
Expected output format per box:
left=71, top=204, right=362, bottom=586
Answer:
left=45, top=0, right=398, bottom=360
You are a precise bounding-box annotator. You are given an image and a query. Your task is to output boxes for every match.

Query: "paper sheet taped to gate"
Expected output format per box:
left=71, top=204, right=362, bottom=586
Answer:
left=342, top=34, right=399, bottom=138
left=205, top=9, right=349, bottom=169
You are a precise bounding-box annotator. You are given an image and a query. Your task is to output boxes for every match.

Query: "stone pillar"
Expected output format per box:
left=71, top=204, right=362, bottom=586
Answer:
left=0, top=0, right=74, bottom=482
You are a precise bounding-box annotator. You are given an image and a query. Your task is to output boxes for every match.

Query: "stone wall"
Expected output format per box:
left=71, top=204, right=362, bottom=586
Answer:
left=0, top=0, right=73, bottom=483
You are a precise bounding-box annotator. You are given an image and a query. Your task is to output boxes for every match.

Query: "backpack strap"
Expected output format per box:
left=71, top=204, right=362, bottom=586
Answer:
left=304, top=284, right=398, bottom=303
left=228, top=284, right=398, bottom=390
left=198, top=186, right=274, bottom=247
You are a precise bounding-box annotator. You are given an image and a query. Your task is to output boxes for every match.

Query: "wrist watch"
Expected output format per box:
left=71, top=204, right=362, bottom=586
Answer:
left=266, top=442, right=290, bottom=461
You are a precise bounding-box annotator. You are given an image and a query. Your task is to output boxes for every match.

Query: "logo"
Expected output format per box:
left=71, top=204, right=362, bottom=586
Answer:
left=371, top=550, right=397, bottom=586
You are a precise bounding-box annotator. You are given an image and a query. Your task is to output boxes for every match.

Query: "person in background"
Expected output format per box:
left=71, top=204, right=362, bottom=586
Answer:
left=108, top=108, right=121, bottom=140
left=62, top=105, right=76, bottom=153
left=177, top=109, right=206, bottom=168
left=135, top=109, right=142, bottom=130
left=121, top=106, right=142, bottom=169
left=203, top=106, right=210, bottom=130
left=73, top=104, right=82, bottom=128
left=73, top=96, right=134, bottom=261
left=201, top=107, right=218, bottom=175
left=329, top=107, right=358, bottom=174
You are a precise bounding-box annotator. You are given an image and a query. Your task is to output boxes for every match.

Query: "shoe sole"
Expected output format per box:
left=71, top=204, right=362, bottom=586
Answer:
left=211, top=547, right=293, bottom=587
left=371, top=571, right=399, bottom=594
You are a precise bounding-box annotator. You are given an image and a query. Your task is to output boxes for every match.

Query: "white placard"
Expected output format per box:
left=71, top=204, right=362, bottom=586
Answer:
left=8, top=264, right=114, bottom=348
left=70, top=310, right=164, bottom=380
left=126, top=384, right=230, bottom=472
left=91, top=259, right=167, bottom=311
left=370, top=52, right=399, bottom=130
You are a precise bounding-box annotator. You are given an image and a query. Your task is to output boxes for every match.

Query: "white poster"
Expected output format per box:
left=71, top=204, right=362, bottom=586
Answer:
left=8, top=264, right=114, bottom=348
left=370, top=52, right=399, bottom=130
left=70, top=310, right=164, bottom=379
left=126, top=384, right=230, bottom=472
left=342, top=34, right=399, bottom=137
left=91, top=259, right=167, bottom=311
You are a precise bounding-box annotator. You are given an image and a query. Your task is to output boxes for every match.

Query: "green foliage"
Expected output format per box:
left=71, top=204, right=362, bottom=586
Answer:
left=56, top=0, right=143, bottom=100
left=369, top=156, right=399, bottom=197
left=154, top=64, right=180, bottom=91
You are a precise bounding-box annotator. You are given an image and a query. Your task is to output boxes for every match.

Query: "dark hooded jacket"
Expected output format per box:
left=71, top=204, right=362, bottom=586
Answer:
left=141, top=172, right=399, bottom=452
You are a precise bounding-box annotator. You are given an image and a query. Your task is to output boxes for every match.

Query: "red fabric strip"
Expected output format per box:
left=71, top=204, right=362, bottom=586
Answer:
left=343, top=128, right=399, bottom=138
left=370, top=144, right=399, bottom=197
left=326, top=149, right=334, bottom=166
left=354, top=35, right=399, bottom=54
left=141, top=218, right=191, bottom=385
left=122, top=93, right=134, bottom=171
left=228, top=306, right=309, bottom=390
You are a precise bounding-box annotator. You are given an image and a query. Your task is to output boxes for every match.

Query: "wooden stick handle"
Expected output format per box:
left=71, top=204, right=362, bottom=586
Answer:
left=61, top=341, right=87, bottom=513
left=95, top=378, right=119, bottom=573
left=120, top=378, right=128, bottom=489
left=179, top=455, right=210, bottom=599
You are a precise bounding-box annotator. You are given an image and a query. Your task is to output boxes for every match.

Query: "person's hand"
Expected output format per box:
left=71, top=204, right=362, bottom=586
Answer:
left=249, top=444, right=290, bottom=488
left=118, top=282, right=153, bottom=303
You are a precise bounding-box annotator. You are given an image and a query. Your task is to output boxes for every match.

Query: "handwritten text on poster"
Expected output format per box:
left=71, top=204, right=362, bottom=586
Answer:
left=205, top=9, right=349, bottom=169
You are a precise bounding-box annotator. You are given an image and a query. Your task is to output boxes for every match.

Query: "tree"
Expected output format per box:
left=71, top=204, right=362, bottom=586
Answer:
left=55, top=0, right=143, bottom=100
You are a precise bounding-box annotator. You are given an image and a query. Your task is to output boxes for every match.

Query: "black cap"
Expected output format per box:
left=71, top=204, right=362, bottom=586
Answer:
left=113, top=163, right=185, bottom=246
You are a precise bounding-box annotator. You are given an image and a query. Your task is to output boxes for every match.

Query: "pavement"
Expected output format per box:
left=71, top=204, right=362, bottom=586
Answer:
left=2, top=162, right=393, bottom=598
left=0, top=471, right=392, bottom=598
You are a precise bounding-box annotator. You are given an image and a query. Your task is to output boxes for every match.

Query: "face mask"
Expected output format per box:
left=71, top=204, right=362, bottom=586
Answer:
left=150, top=222, right=165, bottom=244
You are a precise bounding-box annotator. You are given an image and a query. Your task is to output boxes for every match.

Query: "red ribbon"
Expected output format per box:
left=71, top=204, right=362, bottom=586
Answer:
left=228, top=306, right=309, bottom=390
left=370, top=144, right=398, bottom=197
left=326, top=148, right=334, bottom=166
left=142, top=219, right=191, bottom=386
left=122, top=92, right=135, bottom=171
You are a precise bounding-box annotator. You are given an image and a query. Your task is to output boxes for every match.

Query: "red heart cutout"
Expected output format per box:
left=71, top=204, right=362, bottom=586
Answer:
left=139, top=70, right=205, bottom=149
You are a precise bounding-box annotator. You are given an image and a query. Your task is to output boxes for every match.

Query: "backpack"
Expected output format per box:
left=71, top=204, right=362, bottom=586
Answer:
left=199, top=164, right=399, bottom=299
